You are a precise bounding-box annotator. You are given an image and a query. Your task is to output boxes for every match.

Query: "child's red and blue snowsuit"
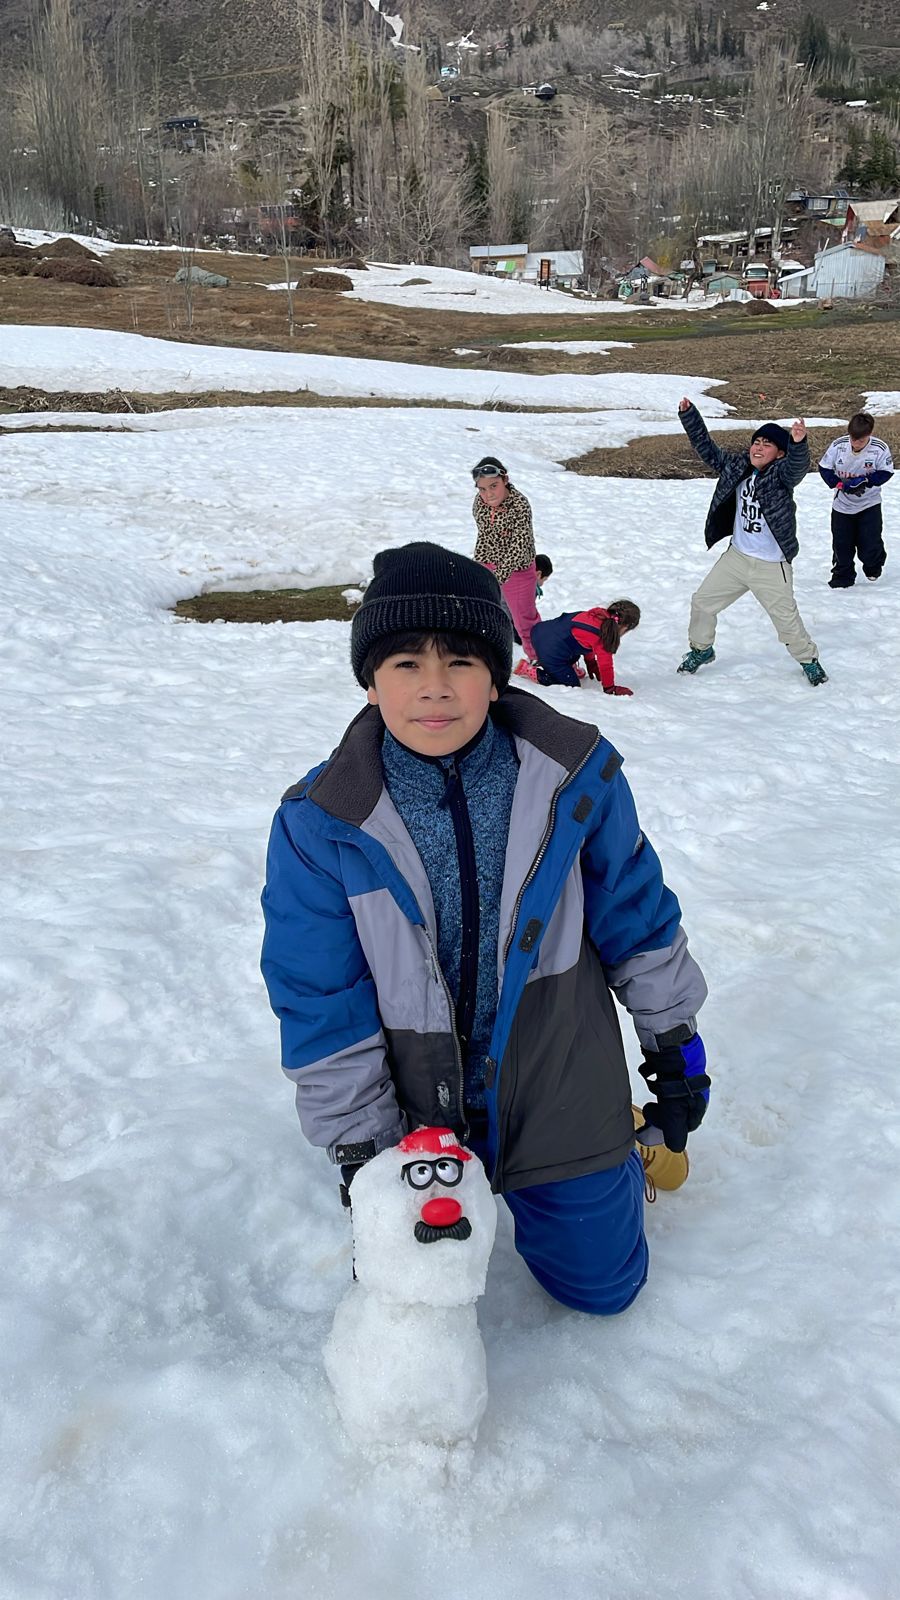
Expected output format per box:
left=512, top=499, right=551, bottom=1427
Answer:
left=531, top=608, right=617, bottom=688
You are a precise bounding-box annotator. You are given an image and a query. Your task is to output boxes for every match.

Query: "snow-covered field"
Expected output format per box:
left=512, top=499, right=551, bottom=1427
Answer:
left=3, top=337, right=899, bottom=1599
left=0, top=325, right=729, bottom=414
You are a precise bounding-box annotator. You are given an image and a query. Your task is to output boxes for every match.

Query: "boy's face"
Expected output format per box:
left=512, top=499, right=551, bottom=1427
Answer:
left=850, top=434, right=871, bottom=453
left=367, top=641, right=498, bottom=757
left=748, top=437, right=783, bottom=469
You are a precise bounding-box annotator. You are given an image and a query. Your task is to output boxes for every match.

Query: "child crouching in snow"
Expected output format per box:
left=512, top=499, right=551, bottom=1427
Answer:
left=527, top=600, right=640, bottom=692
left=261, top=542, right=709, bottom=1317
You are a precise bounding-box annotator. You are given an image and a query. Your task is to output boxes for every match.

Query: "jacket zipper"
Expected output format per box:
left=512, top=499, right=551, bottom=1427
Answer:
left=494, top=731, right=600, bottom=1186
left=423, top=926, right=467, bottom=1143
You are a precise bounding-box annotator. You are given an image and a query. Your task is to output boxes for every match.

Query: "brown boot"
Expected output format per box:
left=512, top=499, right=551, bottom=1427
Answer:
left=633, top=1106, right=690, bottom=1201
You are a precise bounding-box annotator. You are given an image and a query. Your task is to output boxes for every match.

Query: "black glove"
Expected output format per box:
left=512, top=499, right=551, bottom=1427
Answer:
left=333, top=1138, right=378, bottom=1208
left=639, top=1030, right=710, bottom=1154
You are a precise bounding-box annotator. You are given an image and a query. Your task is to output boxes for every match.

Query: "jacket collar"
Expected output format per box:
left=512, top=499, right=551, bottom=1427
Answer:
left=307, top=687, right=600, bottom=827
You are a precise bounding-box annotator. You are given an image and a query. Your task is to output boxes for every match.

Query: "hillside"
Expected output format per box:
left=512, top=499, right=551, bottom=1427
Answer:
left=2, top=0, right=899, bottom=111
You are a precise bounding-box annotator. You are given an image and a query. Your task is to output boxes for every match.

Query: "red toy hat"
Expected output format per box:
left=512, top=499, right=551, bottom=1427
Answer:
left=398, top=1127, right=472, bottom=1163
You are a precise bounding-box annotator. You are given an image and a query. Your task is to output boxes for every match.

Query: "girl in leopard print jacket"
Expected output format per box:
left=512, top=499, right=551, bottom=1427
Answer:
left=471, top=457, right=541, bottom=663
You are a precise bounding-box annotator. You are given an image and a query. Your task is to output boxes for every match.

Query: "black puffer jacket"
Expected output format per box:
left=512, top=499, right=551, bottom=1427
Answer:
left=679, top=402, right=809, bottom=563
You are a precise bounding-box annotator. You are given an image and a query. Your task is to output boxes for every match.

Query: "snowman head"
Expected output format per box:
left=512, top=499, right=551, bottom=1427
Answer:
left=349, top=1128, right=498, bottom=1308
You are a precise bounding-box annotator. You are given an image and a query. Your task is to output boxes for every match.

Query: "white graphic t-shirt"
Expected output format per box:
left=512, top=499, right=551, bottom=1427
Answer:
left=818, top=435, right=894, bottom=515
left=731, top=474, right=784, bottom=561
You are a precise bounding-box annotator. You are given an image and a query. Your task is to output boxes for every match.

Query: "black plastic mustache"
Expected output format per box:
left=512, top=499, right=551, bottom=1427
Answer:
left=414, top=1217, right=473, bottom=1244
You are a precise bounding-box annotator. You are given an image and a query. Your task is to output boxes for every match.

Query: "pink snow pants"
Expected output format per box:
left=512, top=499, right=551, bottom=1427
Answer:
left=501, top=563, right=541, bottom=661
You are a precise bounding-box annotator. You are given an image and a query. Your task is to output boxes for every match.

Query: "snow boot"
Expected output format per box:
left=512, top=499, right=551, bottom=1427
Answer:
left=677, top=646, right=715, bottom=675
left=801, top=659, right=828, bottom=686
left=632, top=1106, right=689, bottom=1201
left=514, top=658, right=538, bottom=682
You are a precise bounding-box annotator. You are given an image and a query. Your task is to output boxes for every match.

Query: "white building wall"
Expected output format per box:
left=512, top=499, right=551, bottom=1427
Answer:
left=812, top=249, right=884, bottom=298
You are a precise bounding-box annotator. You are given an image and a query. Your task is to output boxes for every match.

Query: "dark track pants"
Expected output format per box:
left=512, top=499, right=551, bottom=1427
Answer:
left=830, top=506, right=886, bottom=587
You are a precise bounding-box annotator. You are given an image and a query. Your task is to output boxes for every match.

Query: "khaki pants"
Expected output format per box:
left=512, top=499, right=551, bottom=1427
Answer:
left=689, top=544, right=817, bottom=663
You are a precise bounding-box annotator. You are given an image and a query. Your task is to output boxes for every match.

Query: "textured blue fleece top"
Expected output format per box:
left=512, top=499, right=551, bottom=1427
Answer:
left=381, top=718, right=520, bottom=1109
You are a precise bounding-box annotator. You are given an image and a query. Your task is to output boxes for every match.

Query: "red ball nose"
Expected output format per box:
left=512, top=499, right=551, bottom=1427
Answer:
left=421, top=1196, right=463, bottom=1227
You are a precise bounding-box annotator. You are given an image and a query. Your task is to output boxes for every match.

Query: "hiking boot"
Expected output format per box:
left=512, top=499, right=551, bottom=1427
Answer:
left=677, top=646, right=715, bottom=675
left=632, top=1106, right=689, bottom=1200
left=801, top=659, right=828, bottom=686
left=513, top=658, right=538, bottom=681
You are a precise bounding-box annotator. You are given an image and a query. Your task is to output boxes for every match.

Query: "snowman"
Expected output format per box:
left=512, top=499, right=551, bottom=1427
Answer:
left=324, top=1126, right=498, bottom=1449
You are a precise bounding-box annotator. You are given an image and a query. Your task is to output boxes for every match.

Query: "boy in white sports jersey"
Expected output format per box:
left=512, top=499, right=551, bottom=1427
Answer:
left=819, top=412, right=894, bottom=588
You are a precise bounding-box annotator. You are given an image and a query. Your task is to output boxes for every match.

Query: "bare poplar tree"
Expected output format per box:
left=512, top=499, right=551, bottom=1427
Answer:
left=485, top=105, right=531, bottom=244
left=293, top=0, right=346, bottom=250
left=26, top=0, right=104, bottom=227
left=551, top=103, right=612, bottom=281
left=737, top=50, right=815, bottom=252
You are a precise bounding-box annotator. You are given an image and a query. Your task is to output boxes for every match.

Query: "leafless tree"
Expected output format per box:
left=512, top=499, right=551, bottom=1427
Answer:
left=292, top=0, right=347, bottom=250
left=550, top=103, right=613, bottom=280
left=737, top=49, right=816, bottom=252
left=485, top=104, right=533, bottom=244
left=25, top=0, right=104, bottom=227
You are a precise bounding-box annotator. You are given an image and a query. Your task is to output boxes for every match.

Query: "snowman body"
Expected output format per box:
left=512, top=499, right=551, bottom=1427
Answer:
left=324, top=1127, right=497, bottom=1448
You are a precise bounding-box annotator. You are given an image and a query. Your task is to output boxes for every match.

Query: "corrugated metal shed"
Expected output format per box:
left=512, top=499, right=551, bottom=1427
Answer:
left=780, top=243, right=885, bottom=299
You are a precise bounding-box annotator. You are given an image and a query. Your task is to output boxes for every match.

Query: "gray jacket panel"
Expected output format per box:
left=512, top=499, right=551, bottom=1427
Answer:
left=606, top=924, right=708, bottom=1050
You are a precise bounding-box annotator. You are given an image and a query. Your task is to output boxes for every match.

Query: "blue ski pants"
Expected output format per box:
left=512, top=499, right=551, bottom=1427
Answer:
left=472, top=1136, right=648, bottom=1315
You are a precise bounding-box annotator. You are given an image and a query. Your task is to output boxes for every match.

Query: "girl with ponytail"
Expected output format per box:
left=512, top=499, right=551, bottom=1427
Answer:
left=528, top=600, right=641, bottom=693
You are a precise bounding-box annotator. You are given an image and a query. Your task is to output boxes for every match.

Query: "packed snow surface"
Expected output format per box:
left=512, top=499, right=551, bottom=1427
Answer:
left=0, top=325, right=728, bottom=413
left=2, top=337, right=898, bottom=1598
left=343, top=262, right=734, bottom=315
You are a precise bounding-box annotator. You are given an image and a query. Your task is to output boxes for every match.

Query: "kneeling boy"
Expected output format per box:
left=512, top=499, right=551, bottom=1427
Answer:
left=261, top=542, right=709, bottom=1316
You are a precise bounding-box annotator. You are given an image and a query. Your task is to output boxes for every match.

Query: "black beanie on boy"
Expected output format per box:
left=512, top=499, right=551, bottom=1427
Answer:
left=751, top=422, right=791, bottom=454
left=350, top=541, right=513, bottom=688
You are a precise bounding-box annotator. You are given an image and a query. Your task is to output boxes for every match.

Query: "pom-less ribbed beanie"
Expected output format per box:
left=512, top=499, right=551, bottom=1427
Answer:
left=350, top=541, right=513, bottom=687
left=751, top=422, right=791, bottom=453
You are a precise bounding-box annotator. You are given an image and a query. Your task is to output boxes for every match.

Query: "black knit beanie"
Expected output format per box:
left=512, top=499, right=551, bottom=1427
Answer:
left=751, top=422, right=791, bottom=453
left=350, top=541, right=513, bottom=687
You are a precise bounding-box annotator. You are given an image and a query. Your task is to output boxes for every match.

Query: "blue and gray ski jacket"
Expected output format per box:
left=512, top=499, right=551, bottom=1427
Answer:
left=261, top=688, right=707, bottom=1193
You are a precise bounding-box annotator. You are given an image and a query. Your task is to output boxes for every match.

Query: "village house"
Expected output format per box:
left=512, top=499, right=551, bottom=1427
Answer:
left=468, top=244, right=528, bottom=276
left=468, top=245, right=584, bottom=287
left=842, top=199, right=900, bottom=244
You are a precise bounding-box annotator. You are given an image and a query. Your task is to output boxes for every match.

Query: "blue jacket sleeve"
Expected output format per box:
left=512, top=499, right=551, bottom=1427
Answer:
left=260, top=805, right=404, bottom=1155
left=581, top=766, right=708, bottom=1049
left=818, top=465, right=841, bottom=489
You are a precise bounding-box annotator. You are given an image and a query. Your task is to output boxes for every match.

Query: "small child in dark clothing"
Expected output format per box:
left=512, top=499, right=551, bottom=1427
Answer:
left=530, top=601, right=640, bottom=693
left=535, top=554, right=553, bottom=599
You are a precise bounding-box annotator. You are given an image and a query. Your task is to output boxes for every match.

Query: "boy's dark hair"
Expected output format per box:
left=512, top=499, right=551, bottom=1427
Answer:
left=535, top=553, right=553, bottom=580
left=360, top=630, right=509, bottom=690
left=848, top=412, right=874, bottom=440
left=601, top=600, right=641, bottom=654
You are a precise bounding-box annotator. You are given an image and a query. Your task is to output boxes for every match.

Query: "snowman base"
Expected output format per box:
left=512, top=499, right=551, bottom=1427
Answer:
left=325, top=1290, right=488, bottom=1447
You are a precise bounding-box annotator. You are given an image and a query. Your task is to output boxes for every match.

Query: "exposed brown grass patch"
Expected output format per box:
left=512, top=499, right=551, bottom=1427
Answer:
left=174, top=585, right=361, bottom=624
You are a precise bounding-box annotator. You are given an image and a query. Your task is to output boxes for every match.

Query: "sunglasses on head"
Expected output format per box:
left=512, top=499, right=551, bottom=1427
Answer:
left=472, top=464, right=505, bottom=481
